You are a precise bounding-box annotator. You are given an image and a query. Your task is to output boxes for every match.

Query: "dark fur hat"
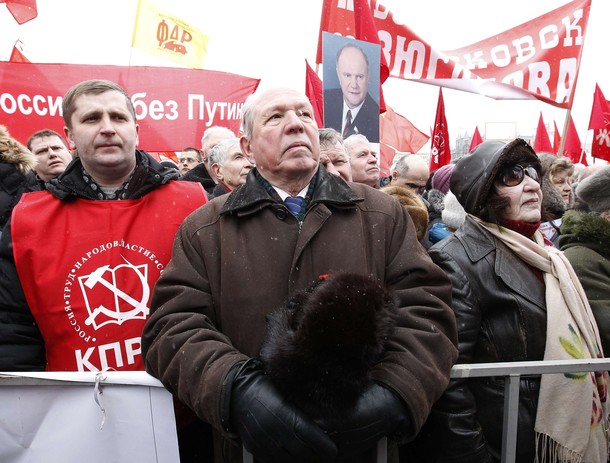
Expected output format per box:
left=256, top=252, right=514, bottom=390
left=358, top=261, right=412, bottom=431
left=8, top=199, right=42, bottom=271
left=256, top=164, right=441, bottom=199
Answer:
left=259, top=273, right=397, bottom=426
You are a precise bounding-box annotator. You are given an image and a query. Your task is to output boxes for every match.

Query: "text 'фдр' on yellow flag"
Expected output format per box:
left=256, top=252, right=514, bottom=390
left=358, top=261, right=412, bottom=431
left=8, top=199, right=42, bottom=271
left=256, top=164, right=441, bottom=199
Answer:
left=131, top=0, right=208, bottom=69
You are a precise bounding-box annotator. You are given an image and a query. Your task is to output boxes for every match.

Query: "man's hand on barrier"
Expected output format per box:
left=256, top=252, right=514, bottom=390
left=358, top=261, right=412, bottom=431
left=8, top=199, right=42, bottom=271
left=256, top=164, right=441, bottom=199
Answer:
left=329, top=382, right=413, bottom=458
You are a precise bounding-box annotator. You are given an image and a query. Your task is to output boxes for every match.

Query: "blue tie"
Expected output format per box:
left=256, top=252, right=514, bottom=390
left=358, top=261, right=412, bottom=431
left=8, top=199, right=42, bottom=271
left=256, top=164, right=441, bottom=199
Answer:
left=284, top=196, right=304, bottom=216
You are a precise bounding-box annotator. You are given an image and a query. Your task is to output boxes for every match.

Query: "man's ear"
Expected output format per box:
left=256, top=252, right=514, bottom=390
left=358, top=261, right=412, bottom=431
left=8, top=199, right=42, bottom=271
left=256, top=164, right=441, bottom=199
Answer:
left=211, top=163, right=223, bottom=183
left=240, top=136, right=253, bottom=160
left=64, top=126, right=76, bottom=150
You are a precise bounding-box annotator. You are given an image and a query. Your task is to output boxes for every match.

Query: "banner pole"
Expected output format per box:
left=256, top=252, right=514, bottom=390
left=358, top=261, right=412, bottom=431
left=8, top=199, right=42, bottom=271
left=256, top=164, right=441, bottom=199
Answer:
left=558, top=108, right=570, bottom=157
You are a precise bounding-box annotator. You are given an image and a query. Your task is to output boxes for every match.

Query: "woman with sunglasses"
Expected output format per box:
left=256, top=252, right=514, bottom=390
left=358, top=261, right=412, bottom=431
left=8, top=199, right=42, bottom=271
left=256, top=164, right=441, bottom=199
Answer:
left=405, top=139, right=608, bottom=463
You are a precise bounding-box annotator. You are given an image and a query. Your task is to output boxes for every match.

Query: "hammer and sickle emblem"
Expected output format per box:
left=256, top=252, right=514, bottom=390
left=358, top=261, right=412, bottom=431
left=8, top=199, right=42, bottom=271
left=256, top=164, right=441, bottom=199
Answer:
left=83, top=257, right=150, bottom=327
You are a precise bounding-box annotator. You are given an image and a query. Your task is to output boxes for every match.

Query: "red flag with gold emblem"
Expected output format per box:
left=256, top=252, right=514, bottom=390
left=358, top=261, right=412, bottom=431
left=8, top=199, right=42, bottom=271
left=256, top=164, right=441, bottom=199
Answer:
left=430, top=88, right=451, bottom=170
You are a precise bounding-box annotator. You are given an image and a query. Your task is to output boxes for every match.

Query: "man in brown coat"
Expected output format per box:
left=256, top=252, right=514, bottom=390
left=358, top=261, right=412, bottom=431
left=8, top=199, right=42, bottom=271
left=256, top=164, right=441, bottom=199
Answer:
left=141, top=87, right=458, bottom=463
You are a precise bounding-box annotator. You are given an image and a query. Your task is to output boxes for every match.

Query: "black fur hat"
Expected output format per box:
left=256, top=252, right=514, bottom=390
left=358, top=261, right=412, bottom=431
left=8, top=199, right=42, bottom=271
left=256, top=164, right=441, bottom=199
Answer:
left=259, top=273, right=397, bottom=427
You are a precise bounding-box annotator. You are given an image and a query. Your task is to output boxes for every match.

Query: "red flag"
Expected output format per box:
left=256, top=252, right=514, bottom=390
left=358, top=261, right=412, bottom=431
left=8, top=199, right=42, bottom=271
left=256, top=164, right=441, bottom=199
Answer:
left=9, top=41, right=30, bottom=63
left=1, top=0, right=37, bottom=24
left=379, top=105, right=429, bottom=172
left=587, top=84, right=610, bottom=161
left=305, top=60, right=324, bottom=128
left=468, top=126, right=483, bottom=152
left=533, top=112, right=553, bottom=153
left=588, top=84, right=610, bottom=130
left=553, top=121, right=562, bottom=155
left=430, top=88, right=451, bottom=170
left=562, top=115, right=587, bottom=165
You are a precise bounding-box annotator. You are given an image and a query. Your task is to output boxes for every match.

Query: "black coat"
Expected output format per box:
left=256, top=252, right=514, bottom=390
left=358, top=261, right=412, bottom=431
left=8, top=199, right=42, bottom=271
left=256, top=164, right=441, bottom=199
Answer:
left=323, top=88, right=380, bottom=142
left=408, top=216, right=547, bottom=463
left=181, top=163, right=215, bottom=195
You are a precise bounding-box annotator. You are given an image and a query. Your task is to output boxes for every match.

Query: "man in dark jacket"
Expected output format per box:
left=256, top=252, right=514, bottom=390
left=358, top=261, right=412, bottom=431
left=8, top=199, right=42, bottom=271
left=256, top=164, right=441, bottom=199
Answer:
left=0, top=79, right=206, bottom=372
left=141, top=87, right=458, bottom=463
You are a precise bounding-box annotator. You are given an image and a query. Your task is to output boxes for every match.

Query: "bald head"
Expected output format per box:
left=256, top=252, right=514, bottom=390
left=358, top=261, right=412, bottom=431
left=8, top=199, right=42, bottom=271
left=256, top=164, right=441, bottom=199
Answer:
left=391, top=155, right=430, bottom=195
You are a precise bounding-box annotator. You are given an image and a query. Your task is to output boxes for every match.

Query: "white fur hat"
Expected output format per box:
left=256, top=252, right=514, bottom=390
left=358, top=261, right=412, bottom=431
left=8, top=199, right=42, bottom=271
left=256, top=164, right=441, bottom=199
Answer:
left=575, top=165, right=610, bottom=212
left=442, top=191, right=467, bottom=230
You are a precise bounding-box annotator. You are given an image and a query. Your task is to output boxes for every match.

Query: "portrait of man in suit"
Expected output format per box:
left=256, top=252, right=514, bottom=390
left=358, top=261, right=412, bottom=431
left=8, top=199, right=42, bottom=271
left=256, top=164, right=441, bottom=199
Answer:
left=323, top=37, right=380, bottom=143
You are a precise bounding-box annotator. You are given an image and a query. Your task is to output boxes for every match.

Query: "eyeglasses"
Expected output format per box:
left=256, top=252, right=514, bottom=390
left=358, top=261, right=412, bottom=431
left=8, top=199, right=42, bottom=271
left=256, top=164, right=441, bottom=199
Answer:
left=498, top=164, right=541, bottom=187
left=405, top=183, right=426, bottom=195
left=179, top=157, right=198, bottom=164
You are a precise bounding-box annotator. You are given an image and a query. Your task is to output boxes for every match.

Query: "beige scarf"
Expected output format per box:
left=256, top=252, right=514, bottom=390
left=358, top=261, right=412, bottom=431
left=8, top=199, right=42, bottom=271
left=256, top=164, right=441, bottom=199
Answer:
left=473, top=217, right=609, bottom=463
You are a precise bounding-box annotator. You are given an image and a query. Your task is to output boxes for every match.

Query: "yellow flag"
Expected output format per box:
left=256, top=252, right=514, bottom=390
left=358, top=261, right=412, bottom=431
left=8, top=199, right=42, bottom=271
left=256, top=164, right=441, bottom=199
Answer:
left=131, top=0, right=208, bottom=68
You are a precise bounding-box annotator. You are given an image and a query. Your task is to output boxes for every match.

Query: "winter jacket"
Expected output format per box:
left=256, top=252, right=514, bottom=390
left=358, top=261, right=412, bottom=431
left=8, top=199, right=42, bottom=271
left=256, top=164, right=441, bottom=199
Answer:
left=141, top=166, right=459, bottom=463
left=0, top=151, right=194, bottom=371
left=181, top=162, right=216, bottom=195
left=409, top=215, right=546, bottom=463
left=559, top=210, right=610, bottom=354
left=422, top=188, right=445, bottom=249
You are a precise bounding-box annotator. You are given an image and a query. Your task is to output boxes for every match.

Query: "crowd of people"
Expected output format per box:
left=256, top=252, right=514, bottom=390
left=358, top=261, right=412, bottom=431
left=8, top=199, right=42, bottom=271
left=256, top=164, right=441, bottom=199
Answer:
left=1, top=78, right=609, bottom=463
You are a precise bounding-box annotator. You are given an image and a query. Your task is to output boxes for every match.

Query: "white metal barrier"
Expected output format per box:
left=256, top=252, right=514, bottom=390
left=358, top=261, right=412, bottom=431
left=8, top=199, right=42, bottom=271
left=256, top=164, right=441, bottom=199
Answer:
left=3, top=359, right=610, bottom=463
left=244, top=358, right=610, bottom=463
left=0, top=371, right=179, bottom=463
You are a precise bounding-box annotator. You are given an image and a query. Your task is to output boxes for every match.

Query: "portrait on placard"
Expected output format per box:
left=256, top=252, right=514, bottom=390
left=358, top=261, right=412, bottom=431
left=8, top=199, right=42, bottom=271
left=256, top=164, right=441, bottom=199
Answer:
left=322, top=33, right=380, bottom=143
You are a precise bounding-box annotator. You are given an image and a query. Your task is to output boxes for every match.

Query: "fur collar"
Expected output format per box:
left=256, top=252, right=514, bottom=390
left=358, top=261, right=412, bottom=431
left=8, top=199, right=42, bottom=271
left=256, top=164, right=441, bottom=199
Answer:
left=0, top=125, right=36, bottom=174
left=559, top=210, right=610, bottom=259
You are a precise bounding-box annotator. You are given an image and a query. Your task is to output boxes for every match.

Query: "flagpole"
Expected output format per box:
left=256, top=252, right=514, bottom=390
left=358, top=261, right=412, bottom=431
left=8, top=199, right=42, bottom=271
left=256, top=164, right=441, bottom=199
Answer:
left=558, top=108, right=570, bottom=157
left=579, top=129, right=589, bottom=164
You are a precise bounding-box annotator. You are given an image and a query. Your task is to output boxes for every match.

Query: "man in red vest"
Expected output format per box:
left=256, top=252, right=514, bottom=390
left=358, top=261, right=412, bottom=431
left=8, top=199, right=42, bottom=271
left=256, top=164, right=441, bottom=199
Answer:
left=0, top=79, right=207, bottom=373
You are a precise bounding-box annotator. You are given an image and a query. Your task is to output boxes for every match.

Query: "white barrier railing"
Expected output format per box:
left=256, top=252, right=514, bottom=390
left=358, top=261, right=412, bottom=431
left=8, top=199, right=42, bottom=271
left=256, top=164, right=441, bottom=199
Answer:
left=0, top=371, right=179, bottom=463
left=3, top=359, right=610, bottom=463
left=244, top=358, right=610, bottom=463
left=451, top=358, right=610, bottom=463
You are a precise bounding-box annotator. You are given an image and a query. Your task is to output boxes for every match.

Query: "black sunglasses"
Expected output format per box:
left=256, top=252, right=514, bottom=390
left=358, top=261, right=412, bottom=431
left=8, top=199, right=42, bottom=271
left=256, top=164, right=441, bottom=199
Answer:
left=497, top=164, right=541, bottom=187
left=405, top=182, right=426, bottom=194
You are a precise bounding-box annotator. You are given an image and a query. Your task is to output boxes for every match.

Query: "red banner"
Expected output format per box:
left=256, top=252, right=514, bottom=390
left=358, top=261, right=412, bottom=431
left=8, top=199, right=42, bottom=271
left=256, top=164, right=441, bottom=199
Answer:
left=0, top=62, right=259, bottom=149
left=317, top=0, right=591, bottom=109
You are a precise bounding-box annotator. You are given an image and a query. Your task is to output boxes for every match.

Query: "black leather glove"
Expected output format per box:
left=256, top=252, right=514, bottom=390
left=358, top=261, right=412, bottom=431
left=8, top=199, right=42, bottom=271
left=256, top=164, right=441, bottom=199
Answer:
left=329, top=382, right=414, bottom=459
left=226, top=359, right=337, bottom=463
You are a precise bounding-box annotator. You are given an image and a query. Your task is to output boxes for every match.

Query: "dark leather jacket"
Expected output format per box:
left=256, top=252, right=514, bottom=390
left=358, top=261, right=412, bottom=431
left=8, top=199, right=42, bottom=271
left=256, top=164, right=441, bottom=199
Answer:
left=410, top=216, right=547, bottom=463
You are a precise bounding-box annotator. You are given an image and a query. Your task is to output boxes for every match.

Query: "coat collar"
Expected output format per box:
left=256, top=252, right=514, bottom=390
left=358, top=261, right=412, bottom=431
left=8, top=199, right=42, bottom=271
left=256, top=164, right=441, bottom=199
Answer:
left=46, top=150, right=178, bottom=201
left=220, top=165, right=363, bottom=216
left=456, top=215, right=545, bottom=309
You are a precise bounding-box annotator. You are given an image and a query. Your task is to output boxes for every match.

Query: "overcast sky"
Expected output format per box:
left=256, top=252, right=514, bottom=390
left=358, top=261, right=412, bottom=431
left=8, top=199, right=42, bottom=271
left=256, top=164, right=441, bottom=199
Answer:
left=1, top=0, right=607, bottom=156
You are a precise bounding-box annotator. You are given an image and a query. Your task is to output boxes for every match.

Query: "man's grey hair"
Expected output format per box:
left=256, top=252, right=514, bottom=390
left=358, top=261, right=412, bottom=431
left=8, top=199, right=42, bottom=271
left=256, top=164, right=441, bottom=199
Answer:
left=209, top=137, right=241, bottom=167
left=318, top=127, right=345, bottom=151
left=201, top=126, right=235, bottom=153
left=393, top=155, right=411, bottom=177
left=343, top=134, right=370, bottom=156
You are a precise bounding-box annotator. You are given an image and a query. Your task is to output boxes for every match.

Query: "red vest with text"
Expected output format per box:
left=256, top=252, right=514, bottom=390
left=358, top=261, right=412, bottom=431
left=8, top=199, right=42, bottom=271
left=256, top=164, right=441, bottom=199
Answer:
left=12, top=181, right=206, bottom=372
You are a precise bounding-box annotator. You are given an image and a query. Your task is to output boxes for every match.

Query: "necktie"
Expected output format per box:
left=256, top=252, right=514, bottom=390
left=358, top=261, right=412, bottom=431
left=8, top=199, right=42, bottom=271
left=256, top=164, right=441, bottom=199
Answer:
left=342, top=110, right=352, bottom=139
left=284, top=196, right=305, bottom=216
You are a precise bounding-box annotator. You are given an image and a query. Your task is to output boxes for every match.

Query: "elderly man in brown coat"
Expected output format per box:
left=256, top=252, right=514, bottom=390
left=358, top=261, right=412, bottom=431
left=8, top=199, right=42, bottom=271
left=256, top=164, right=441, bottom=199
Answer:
left=141, top=87, right=458, bottom=463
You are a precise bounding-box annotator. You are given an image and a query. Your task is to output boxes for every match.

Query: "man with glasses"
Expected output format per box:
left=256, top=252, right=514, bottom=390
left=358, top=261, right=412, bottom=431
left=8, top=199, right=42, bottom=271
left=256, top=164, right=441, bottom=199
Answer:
left=178, top=147, right=203, bottom=175
left=390, top=155, right=430, bottom=196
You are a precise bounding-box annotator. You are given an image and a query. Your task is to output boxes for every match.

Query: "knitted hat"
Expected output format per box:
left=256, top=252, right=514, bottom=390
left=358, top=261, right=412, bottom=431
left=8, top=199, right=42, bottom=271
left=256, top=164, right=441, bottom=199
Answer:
left=431, top=164, right=455, bottom=194
left=442, top=191, right=467, bottom=230
left=380, top=185, right=429, bottom=241
left=575, top=165, right=610, bottom=212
